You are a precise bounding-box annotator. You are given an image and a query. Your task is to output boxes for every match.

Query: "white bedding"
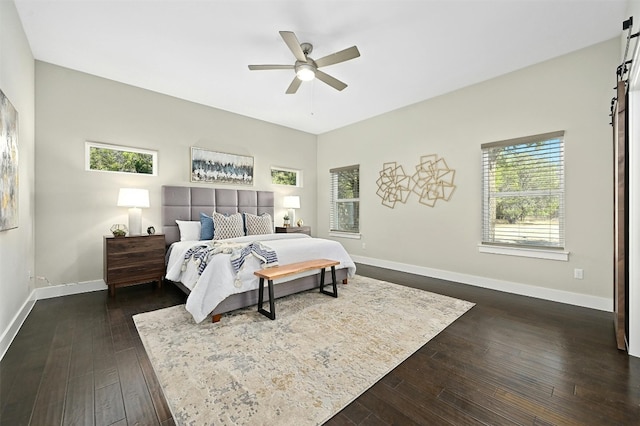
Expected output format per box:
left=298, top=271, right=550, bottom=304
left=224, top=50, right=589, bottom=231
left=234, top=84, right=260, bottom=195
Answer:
left=165, top=233, right=356, bottom=323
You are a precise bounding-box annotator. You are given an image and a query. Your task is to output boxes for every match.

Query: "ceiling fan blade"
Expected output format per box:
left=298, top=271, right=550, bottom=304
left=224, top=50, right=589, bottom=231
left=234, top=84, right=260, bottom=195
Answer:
left=248, top=64, right=294, bottom=70
left=315, top=46, right=360, bottom=68
left=315, top=70, right=348, bottom=91
left=279, top=31, right=307, bottom=62
left=285, top=77, right=302, bottom=94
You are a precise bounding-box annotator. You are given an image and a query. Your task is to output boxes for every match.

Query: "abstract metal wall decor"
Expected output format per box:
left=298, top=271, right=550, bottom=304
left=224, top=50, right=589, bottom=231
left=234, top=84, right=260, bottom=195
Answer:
left=411, top=154, right=456, bottom=207
left=375, top=162, right=411, bottom=208
left=376, top=154, right=456, bottom=208
left=0, top=89, right=19, bottom=231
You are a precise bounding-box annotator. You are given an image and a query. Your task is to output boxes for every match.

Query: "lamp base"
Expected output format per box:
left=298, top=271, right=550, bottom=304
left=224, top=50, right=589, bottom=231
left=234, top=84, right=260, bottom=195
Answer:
left=288, top=209, right=296, bottom=228
left=128, top=207, right=142, bottom=236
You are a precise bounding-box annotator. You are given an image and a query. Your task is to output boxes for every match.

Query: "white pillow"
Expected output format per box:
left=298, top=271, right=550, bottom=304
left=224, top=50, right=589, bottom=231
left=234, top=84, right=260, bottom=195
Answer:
left=244, top=213, right=274, bottom=235
left=175, top=220, right=201, bottom=241
left=213, top=212, right=244, bottom=240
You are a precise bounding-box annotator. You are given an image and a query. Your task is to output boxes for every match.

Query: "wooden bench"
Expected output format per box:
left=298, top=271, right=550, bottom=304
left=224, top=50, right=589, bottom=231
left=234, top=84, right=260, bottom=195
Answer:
left=254, top=258, right=340, bottom=320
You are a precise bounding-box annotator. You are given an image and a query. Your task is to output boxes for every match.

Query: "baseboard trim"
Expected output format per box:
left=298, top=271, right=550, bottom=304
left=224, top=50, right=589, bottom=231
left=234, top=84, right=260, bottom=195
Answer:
left=351, top=255, right=612, bottom=312
left=2, top=257, right=613, bottom=362
left=0, top=290, right=36, bottom=361
left=1, top=280, right=108, bottom=361
left=35, top=280, right=107, bottom=300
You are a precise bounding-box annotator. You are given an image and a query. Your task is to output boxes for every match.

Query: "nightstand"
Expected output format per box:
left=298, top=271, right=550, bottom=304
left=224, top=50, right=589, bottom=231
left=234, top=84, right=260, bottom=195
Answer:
left=103, top=234, right=165, bottom=296
left=275, top=226, right=311, bottom=236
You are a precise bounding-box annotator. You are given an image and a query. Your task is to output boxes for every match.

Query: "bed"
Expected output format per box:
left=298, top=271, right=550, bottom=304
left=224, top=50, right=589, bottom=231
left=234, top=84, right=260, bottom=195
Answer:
left=162, top=185, right=356, bottom=323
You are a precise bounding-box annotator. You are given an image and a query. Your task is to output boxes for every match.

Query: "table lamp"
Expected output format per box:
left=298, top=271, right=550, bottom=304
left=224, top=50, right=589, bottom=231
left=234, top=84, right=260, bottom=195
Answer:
left=283, top=196, right=300, bottom=227
left=117, top=188, right=150, bottom=236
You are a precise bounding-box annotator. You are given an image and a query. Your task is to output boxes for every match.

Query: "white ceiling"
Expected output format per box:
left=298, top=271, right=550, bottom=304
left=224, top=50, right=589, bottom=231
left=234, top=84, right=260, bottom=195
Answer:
left=15, top=0, right=628, bottom=135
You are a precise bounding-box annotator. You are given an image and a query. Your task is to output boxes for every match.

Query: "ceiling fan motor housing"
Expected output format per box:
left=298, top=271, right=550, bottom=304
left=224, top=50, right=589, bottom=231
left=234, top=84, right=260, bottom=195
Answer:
left=300, top=42, right=313, bottom=56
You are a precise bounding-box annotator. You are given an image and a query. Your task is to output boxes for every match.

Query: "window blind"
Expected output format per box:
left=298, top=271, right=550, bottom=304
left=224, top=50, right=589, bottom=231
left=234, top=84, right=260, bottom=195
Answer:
left=481, top=131, right=565, bottom=248
left=330, top=165, right=360, bottom=233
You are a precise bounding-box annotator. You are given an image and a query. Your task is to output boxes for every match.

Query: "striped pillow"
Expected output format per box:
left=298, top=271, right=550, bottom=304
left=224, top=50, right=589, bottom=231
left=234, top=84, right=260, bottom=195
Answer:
left=244, top=213, right=274, bottom=235
left=212, top=212, right=244, bottom=240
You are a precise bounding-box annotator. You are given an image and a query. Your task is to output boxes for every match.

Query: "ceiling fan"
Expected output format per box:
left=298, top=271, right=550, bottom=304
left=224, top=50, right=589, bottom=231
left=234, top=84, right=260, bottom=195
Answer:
left=248, top=31, right=360, bottom=94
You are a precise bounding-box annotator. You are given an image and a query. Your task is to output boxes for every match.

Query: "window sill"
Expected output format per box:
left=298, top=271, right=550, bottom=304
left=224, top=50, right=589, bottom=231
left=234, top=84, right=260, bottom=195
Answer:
left=478, top=244, right=569, bottom=261
left=329, top=231, right=361, bottom=240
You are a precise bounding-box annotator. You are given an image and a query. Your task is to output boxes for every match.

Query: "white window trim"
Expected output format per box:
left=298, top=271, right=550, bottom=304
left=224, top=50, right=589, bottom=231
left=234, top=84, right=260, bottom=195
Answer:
left=478, top=243, right=569, bottom=261
left=270, top=166, right=302, bottom=187
left=481, top=131, right=565, bottom=249
left=329, top=231, right=361, bottom=239
left=85, top=141, right=158, bottom=176
left=330, top=165, right=360, bottom=234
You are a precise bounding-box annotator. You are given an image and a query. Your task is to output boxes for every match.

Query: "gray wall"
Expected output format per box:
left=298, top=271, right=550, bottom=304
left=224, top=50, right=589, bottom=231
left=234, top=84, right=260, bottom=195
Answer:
left=35, top=62, right=317, bottom=286
left=0, top=1, right=35, bottom=349
left=317, top=38, right=618, bottom=307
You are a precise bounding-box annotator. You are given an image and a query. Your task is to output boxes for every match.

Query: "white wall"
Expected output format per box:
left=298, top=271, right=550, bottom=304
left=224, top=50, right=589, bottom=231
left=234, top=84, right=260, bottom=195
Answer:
left=0, top=0, right=35, bottom=357
left=318, top=39, right=618, bottom=309
left=34, top=61, right=317, bottom=287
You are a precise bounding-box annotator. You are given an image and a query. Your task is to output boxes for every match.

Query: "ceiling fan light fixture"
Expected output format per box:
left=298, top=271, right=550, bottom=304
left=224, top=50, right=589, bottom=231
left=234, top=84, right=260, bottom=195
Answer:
left=248, top=31, right=360, bottom=94
left=296, top=63, right=315, bottom=81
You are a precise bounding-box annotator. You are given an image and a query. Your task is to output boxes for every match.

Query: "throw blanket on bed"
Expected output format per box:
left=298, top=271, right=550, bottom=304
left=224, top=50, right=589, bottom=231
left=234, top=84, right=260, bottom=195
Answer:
left=230, top=242, right=279, bottom=273
left=182, top=240, right=278, bottom=277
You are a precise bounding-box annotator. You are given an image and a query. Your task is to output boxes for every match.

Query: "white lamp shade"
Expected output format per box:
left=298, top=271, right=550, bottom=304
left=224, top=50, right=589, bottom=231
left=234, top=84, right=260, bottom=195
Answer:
left=117, top=188, right=149, bottom=236
left=283, top=196, right=300, bottom=209
left=117, top=188, right=150, bottom=208
left=283, top=195, right=300, bottom=227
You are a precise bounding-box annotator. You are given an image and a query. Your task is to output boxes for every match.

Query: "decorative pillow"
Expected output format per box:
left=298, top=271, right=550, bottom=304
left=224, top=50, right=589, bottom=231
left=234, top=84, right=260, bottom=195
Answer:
left=199, top=213, right=214, bottom=240
left=175, top=220, right=201, bottom=241
left=213, top=212, right=244, bottom=240
left=244, top=213, right=274, bottom=235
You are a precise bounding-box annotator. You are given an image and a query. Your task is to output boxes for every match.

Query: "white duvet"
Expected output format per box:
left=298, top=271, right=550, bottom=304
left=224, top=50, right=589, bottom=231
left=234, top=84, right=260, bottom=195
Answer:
left=165, top=233, right=356, bottom=323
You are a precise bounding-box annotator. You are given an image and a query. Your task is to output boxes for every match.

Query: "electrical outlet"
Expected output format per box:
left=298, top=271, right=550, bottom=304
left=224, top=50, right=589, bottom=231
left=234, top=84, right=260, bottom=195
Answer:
left=574, top=268, right=584, bottom=279
left=362, top=242, right=366, bottom=250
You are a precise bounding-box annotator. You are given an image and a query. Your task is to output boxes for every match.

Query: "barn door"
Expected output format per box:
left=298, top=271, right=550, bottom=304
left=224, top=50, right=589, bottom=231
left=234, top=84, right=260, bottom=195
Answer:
left=614, top=80, right=629, bottom=351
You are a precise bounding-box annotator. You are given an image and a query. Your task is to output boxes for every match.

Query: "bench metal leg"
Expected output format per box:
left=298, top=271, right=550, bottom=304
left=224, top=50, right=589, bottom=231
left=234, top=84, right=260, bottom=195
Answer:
left=258, top=277, right=276, bottom=320
left=319, top=266, right=338, bottom=298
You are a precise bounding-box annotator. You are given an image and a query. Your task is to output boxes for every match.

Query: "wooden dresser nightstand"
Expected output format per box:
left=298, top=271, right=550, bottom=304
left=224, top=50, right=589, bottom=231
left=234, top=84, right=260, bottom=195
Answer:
left=275, top=226, right=311, bottom=236
left=103, top=234, right=165, bottom=296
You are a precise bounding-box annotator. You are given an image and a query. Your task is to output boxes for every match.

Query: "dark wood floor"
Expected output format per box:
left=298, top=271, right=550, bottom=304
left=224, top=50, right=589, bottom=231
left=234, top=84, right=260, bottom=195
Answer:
left=1, top=265, right=639, bottom=425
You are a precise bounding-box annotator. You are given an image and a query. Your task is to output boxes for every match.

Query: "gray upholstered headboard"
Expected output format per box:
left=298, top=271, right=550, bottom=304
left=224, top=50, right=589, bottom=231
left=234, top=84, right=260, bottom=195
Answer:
left=162, top=185, right=275, bottom=246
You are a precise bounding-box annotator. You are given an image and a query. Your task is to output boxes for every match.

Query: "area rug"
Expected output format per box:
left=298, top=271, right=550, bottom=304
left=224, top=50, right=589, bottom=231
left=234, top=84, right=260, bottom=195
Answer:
left=133, top=275, right=474, bottom=425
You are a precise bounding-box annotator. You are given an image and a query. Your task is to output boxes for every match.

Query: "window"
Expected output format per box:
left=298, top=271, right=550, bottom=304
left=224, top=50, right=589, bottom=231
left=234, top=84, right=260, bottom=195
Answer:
left=271, top=166, right=301, bottom=187
left=330, top=165, right=360, bottom=235
left=481, top=131, right=564, bottom=249
left=86, top=141, right=158, bottom=176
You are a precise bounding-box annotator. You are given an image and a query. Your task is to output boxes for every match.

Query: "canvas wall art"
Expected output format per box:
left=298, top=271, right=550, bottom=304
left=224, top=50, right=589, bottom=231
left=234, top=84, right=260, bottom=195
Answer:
left=0, top=89, right=18, bottom=231
left=191, top=147, right=254, bottom=185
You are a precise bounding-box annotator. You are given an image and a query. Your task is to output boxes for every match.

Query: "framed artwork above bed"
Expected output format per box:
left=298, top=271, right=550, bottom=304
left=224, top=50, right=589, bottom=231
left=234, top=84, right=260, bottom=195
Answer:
left=191, top=147, right=254, bottom=185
